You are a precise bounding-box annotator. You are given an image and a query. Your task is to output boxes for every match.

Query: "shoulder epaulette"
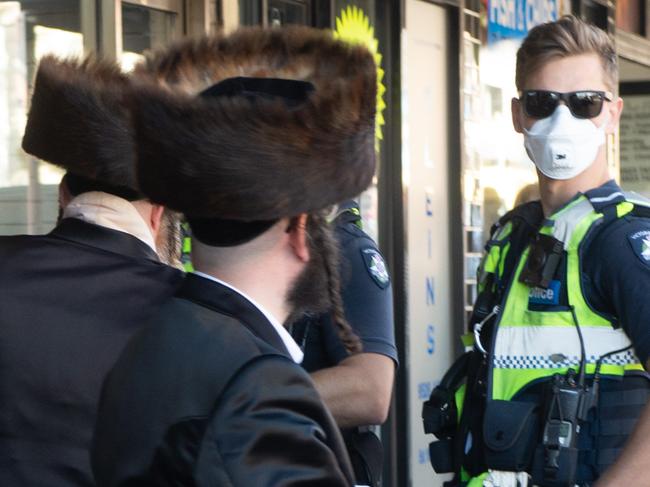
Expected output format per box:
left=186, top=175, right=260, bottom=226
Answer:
left=624, top=191, right=650, bottom=210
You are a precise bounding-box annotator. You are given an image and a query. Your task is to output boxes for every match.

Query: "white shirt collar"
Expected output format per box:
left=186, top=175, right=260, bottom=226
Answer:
left=62, top=192, right=157, bottom=253
left=192, top=271, right=304, bottom=364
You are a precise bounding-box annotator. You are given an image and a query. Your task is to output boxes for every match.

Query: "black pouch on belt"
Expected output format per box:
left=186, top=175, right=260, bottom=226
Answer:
left=483, top=399, right=540, bottom=471
left=344, top=429, right=383, bottom=487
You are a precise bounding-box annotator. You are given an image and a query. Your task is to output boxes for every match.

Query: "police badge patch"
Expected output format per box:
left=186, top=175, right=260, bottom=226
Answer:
left=628, top=229, right=650, bottom=267
left=361, top=247, right=390, bottom=289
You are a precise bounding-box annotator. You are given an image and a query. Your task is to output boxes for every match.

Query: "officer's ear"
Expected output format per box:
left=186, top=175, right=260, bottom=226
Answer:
left=286, top=214, right=310, bottom=263
left=512, top=97, right=524, bottom=134
left=603, top=95, right=623, bottom=135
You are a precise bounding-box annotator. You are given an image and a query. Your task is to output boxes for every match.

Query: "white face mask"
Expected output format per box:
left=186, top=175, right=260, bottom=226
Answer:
left=522, top=105, right=607, bottom=180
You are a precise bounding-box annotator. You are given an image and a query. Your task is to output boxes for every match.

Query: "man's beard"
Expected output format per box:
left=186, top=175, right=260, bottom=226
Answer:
left=284, top=214, right=336, bottom=326
left=156, top=209, right=183, bottom=268
left=285, top=213, right=361, bottom=353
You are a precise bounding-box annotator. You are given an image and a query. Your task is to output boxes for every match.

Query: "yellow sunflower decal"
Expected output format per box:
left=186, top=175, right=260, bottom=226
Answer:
left=334, top=5, right=386, bottom=153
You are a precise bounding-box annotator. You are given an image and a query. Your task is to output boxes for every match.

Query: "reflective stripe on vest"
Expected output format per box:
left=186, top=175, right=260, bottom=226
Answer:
left=490, top=195, right=644, bottom=401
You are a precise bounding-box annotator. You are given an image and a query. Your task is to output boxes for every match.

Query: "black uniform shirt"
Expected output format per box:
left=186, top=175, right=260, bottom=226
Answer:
left=580, top=181, right=650, bottom=364
left=292, top=202, right=398, bottom=373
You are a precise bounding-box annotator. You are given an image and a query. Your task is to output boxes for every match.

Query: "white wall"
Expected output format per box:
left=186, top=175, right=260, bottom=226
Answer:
left=402, top=1, right=454, bottom=485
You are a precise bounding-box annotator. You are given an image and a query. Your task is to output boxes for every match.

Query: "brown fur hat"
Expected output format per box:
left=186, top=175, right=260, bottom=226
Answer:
left=131, top=26, right=377, bottom=220
left=21, top=55, right=141, bottom=197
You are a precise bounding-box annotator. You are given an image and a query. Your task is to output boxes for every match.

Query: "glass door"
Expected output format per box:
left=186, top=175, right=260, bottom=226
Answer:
left=99, top=0, right=184, bottom=68
left=120, top=0, right=183, bottom=70
left=0, top=0, right=91, bottom=235
left=239, top=0, right=310, bottom=27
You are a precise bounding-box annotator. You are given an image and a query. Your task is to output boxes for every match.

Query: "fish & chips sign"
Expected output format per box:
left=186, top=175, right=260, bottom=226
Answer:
left=488, top=0, right=557, bottom=44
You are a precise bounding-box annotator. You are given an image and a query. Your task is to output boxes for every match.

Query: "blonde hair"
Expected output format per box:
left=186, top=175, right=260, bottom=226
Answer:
left=516, top=16, right=618, bottom=93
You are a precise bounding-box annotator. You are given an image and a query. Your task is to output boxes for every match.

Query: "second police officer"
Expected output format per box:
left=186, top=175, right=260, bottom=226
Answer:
left=291, top=199, right=398, bottom=487
left=424, top=16, right=650, bottom=487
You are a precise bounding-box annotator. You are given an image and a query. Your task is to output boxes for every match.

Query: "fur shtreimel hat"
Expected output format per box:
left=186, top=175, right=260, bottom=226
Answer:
left=21, top=56, right=142, bottom=200
left=132, top=26, right=377, bottom=221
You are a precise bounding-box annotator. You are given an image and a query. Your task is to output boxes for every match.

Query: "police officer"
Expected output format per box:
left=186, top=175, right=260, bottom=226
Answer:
left=291, top=199, right=398, bottom=486
left=424, top=16, right=650, bottom=487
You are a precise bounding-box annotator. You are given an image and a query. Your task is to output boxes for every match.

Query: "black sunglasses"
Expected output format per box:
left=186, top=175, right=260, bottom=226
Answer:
left=520, top=90, right=613, bottom=120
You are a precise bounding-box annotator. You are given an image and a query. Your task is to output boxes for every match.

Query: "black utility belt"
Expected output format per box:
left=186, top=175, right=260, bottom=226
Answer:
left=423, top=360, right=650, bottom=487
left=425, top=393, right=578, bottom=486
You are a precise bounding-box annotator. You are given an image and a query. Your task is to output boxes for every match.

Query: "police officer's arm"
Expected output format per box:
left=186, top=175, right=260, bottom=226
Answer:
left=212, top=355, right=355, bottom=487
left=594, top=396, right=650, bottom=487
left=585, top=218, right=650, bottom=486
left=312, top=352, right=395, bottom=428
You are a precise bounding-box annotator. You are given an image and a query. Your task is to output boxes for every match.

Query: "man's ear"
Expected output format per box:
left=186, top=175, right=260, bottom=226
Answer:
left=512, top=97, right=524, bottom=134
left=604, top=96, right=624, bottom=135
left=148, top=204, right=165, bottom=237
left=287, top=214, right=310, bottom=263
left=58, top=176, right=73, bottom=209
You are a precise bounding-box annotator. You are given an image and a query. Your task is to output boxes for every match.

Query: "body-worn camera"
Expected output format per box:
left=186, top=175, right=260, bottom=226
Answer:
left=520, top=233, right=563, bottom=289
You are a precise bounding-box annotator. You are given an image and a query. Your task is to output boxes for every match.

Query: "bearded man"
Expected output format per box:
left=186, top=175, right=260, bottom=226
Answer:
left=91, top=26, right=377, bottom=487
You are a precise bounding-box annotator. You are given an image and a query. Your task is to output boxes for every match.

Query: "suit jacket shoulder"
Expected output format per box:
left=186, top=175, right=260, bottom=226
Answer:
left=150, top=353, right=354, bottom=487
left=0, top=219, right=183, bottom=487
left=93, top=277, right=354, bottom=487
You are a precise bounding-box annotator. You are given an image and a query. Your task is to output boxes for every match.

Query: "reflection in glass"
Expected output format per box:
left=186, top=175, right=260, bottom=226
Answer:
left=121, top=4, right=176, bottom=70
left=268, top=0, right=308, bottom=26
left=239, top=0, right=262, bottom=25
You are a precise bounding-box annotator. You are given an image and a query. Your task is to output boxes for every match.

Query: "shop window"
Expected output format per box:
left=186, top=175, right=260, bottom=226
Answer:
left=121, top=3, right=178, bottom=70
left=239, top=0, right=263, bottom=25
left=239, top=0, right=310, bottom=26
left=619, top=82, right=650, bottom=198
left=268, top=0, right=309, bottom=26
left=579, top=0, right=609, bottom=31
left=0, top=0, right=83, bottom=235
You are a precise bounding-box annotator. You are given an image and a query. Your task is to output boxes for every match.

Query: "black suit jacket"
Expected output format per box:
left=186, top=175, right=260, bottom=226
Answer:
left=0, top=218, right=183, bottom=486
left=92, top=273, right=355, bottom=487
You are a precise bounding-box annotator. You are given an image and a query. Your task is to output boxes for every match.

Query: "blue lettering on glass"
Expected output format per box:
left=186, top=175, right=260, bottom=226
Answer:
left=488, top=0, right=557, bottom=43
left=425, top=192, right=433, bottom=217
left=418, top=448, right=429, bottom=465
left=418, top=381, right=433, bottom=400
left=426, top=325, right=435, bottom=355
left=426, top=276, right=435, bottom=305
